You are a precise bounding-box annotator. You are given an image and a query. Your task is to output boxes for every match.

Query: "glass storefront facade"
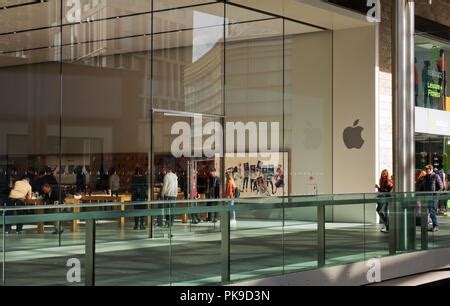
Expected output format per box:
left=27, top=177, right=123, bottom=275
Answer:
left=416, top=134, right=449, bottom=177
left=415, top=35, right=449, bottom=110
left=415, top=34, right=450, bottom=188
left=0, top=1, right=333, bottom=204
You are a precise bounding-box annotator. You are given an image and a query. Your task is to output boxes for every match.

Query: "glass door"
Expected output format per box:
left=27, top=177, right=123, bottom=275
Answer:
left=151, top=110, right=223, bottom=203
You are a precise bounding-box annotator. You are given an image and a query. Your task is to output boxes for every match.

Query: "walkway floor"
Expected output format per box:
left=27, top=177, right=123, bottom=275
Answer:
left=1, top=217, right=449, bottom=286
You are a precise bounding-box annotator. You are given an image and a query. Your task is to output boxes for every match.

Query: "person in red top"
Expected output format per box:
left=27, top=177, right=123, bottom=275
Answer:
left=226, top=172, right=237, bottom=224
left=375, top=169, right=394, bottom=233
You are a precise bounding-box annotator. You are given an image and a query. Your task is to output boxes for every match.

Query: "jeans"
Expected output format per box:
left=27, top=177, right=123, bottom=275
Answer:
left=158, top=196, right=176, bottom=226
left=429, top=200, right=439, bottom=228
left=134, top=203, right=147, bottom=227
left=242, top=177, right=249, bottom=191
left=376, top=202, right=389, bottom=230
left=230, top=200, right=236, bottom=221
left=266, top=179, right=274, bottom=194
left=250, top=179, right=256, bottom=192
left=207, top=194, right=219, bottom=221
left=5, top=198, right=26, bottom=232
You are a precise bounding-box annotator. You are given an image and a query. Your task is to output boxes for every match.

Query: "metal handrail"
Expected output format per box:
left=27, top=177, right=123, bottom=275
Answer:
left=1, top=191, right=449, bottom=212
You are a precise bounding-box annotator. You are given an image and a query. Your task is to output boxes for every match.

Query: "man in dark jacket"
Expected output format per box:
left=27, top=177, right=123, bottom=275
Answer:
left=42, top=182, right=66, bottom=234
left=423, top=165, right=444, bottom=232
left=207, top=169, right=220, bottom=223
left=39, top=167, right=58, bottom=195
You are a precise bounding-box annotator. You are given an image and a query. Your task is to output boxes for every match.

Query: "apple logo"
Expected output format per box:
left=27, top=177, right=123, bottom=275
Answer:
left=343, top=120, right=364, bottom=149
left=303, top=121, right=322, bottom=150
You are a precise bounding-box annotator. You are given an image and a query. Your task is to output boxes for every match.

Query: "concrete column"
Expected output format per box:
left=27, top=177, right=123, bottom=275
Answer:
left=391, top=0, right=416, bottom=252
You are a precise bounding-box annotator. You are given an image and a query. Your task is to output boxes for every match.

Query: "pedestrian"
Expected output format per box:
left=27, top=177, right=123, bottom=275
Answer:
left=375, top=169, right=393, bottom=233
left=422, top=165, right=444, bottom=232
left=226, top=172, right=237, bottom=225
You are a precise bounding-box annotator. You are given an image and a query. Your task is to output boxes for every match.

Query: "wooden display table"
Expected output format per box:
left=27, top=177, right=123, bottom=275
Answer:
left=64, top=198, right=81, bottom=232
left=177, top=193, right=188, bottom=223
left=79, top=194, right=132, bottom=227
left=25, top=199, right=80, bottom=233
left=22, top=194, right=133, bottom=233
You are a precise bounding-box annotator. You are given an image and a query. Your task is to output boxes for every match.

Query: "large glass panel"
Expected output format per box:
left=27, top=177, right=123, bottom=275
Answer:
left=427, top=192, right=450, bottom=250
left=0, top=0, right=64, bottom=285
left=283, top=198, right=319, bottom=273
left=224, top=6, right=284, bottom=201
left=152, top=110, right=223, bottom=285
left=94, top=206, right=170, bottom=286
left=152, top=2, right=224, bottom=115
left=433, top=192, right=450, bottom=249
left=325, top=196, right=366, bottom=266
left=364, top=193, right=390, bottom=257
left=415, top=135, right=450, bottom=249
left=170, top=200, right=223, bottom=285
left=230, top=199, right=283, bottom=282
left=0, top=0, right=62, bottom=238
left=223, top=9, right=285, bottom=282
left=415, top=135, right=449, bottom=184
left=60, top=0, right=152, bottom=281
left=151, top=6, right=225, bottom=286
left=3, top=207, right=85, bottom=286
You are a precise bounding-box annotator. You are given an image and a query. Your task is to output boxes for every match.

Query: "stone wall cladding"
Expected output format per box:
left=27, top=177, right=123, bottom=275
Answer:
left=415, top=0, right=450, bottom=28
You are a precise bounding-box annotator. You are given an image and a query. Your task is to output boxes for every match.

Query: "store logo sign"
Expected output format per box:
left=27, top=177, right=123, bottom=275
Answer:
left=170, top=118, right=279, bottom=158
left=343, top=120, right=365, bottom=150
left=303, top=122, right=323, bottom=150
left=366, top=0, right=381, bottom=23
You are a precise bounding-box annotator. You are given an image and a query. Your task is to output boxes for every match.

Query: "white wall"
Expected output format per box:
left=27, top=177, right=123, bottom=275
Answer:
left=332, top=26, right=378, bottom=222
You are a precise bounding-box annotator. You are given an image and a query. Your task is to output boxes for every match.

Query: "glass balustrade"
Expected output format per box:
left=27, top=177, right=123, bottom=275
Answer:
left=1, top=192, right=450, bottom=286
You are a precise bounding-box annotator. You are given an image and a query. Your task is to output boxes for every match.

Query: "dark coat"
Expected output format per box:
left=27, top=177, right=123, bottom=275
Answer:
left=422, top=173, right=444, bottom=192
left=43, top=186, right=66, bottom=204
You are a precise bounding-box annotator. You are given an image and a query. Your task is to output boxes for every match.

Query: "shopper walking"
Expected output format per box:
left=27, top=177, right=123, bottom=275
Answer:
left=375, top=169, right=393, bottom=233
left=161, top=166, right=178, bottom=227
left=226, top=172, right=237, bottom=225
left=423, top=165, right=444, bottom=232
left=207, top=168, right=220, bottom=223
left=130, top=167, right=148, bottom=230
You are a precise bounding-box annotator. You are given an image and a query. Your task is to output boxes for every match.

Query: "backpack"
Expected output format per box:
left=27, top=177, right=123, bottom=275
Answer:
left=234, top=187, right=240, bottom=199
